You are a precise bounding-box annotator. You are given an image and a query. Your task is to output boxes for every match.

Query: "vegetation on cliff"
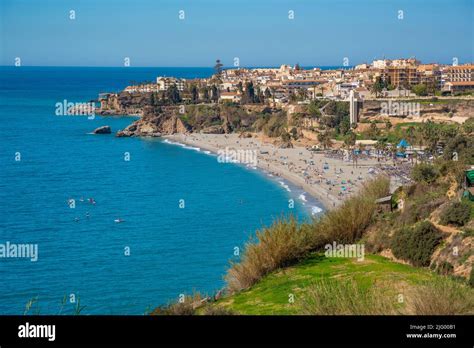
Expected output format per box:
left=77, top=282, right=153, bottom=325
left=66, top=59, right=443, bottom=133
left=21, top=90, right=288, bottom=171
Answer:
left=150, top=131, right=473, bottom=314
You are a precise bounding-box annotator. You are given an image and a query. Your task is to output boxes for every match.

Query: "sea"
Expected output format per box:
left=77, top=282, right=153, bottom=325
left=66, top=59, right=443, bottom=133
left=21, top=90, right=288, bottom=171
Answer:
left=0, top=66, right=324, bottom=314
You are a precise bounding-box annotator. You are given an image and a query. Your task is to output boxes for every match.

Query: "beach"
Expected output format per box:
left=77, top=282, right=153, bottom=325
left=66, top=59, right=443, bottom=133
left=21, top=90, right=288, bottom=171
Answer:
left=164, top=133, right=399, bottom=210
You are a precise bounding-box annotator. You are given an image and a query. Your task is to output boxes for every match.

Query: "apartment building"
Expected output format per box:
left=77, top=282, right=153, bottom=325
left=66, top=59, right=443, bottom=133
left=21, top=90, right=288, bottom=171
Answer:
left=444, top=64, right=474, bottom=82
left=156, top=77, right=186, bottom=91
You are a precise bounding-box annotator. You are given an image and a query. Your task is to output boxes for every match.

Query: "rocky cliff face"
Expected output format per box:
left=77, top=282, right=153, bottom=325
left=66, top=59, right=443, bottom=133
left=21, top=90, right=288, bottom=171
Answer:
left=116, top=108, right=190, bottom=137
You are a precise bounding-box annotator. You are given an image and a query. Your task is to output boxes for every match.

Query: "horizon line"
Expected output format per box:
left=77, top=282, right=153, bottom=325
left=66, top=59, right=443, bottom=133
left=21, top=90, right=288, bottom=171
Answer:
left=0, top=64, right=351, bottom=69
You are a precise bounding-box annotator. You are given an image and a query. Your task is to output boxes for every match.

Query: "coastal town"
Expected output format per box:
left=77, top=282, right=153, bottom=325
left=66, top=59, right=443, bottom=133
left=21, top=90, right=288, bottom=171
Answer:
left=2, top=0, right=474, bottom=328
left=103, top=58, right=474, bottom=109
left=92, top=58, right=474, bottom=210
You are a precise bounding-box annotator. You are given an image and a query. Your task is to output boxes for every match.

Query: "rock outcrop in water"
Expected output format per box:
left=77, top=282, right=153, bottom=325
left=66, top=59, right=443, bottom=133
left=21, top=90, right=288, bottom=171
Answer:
left=93, top=125, right=112, bottom=134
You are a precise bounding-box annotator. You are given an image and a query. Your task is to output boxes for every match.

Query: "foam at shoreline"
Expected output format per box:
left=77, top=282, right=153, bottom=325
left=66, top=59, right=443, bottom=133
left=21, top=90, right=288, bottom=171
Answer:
left=162, top=135, right=326, bottom=217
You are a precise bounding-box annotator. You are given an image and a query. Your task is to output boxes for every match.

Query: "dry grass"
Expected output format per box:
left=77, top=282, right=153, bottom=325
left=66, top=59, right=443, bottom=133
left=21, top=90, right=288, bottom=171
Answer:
left=150, top=293, right=206, bottom=315
left=225, top=217, right=311, bottom=292
left=302, top=278, right=399, bottom=315
left=314, top=176, right=390, bottom=245
left=202, top=305, right=237, bottom=315
left=225, top=176, right=390, bottom=292
left=406, top=277, right=474, bottom=315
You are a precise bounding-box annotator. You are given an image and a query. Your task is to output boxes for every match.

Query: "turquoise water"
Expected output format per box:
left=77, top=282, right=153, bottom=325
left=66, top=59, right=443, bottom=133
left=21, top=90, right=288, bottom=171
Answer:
left=0, top=67, right=322, bottom=314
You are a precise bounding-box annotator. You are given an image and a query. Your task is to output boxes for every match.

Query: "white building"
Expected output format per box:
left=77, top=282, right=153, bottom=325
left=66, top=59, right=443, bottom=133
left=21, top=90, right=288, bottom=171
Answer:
left=156, top=77, right=185, bottom=91
left=219, top=92, right=241, bottom=103
left=349, top=90, right=358, bottom=125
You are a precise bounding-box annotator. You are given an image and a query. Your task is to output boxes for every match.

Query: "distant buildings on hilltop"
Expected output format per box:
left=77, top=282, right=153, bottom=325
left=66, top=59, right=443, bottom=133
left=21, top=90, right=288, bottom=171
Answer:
left=120, top=58, right=474, bottom=104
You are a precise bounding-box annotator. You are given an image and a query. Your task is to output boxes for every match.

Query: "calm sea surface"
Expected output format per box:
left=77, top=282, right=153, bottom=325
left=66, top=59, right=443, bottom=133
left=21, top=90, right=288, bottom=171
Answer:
left=0, top=67, right=322, bottom=314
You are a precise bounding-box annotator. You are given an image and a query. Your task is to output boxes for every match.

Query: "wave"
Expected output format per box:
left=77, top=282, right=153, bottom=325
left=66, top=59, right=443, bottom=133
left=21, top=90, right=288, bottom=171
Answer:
left=162, top=139, right=201, bottom=152
left=311, top=206, right=323, bottom=215
left=278, top=180, right=291, bottom=192
left=298, top=193, right=307, bottom=202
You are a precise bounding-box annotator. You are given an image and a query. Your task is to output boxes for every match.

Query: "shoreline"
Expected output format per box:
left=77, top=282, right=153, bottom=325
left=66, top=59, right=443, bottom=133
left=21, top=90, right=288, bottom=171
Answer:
left=162, top=133, right=389, bottom=211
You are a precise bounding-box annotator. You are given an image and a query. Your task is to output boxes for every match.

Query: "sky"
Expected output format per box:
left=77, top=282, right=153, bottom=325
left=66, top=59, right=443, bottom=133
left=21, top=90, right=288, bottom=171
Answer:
left=0, top=0, right=473, bottom=67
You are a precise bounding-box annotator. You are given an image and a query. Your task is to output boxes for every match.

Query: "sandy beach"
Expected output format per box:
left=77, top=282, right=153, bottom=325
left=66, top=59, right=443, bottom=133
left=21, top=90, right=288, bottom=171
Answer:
left=163, top=133, right=406, bottom=210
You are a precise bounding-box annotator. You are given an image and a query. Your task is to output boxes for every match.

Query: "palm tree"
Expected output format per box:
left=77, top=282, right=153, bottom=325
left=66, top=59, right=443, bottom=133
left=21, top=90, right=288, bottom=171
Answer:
left=318, top=132, right=332, bottom=149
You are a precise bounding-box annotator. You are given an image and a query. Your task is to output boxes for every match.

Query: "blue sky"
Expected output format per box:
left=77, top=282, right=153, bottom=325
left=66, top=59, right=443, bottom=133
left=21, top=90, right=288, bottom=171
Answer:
left=0, top=0, right=472, bottom=67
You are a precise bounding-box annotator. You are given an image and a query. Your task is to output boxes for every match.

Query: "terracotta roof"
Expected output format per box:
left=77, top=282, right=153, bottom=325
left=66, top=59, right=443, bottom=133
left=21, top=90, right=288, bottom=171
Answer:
left=446, top=81, right=474, bottom=86
left=446, top=65, right=474, bottom=70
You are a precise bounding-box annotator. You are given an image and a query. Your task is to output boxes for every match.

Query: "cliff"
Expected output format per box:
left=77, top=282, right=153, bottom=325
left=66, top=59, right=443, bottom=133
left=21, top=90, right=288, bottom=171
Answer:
left=116, top=107, right=190, bottom=137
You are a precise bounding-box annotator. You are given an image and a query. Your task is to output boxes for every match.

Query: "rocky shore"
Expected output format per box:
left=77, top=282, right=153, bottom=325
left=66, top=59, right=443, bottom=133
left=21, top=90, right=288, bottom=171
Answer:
left=116, top=109, right=189, bottom=137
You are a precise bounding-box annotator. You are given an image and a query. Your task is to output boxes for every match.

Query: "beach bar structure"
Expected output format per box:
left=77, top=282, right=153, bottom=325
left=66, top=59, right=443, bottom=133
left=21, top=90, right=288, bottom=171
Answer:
left=375, top=195, right=393, bottom=213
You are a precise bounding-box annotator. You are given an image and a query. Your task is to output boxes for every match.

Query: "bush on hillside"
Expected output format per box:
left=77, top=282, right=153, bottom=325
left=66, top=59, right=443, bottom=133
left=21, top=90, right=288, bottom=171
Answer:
left=391, top=221, right=443, bottom=267
left=439, top=201, right=471, bottom=227
left=202, top=306, right=236, bottom=315
left=436, top=261, right=454, bottom=275
left=225, top=217, right=313, bottom=292
left=411, top=163, right=439, bottom=184
left=150, top=293, right=205, bottom=315
left=225, top=177, right=390, bottom=292
left=469, top=267, right=474, bottom=288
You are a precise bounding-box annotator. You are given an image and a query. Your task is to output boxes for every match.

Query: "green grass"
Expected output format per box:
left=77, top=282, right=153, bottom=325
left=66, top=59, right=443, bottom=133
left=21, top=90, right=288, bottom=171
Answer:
left=211, top=254, right=435, bottom=315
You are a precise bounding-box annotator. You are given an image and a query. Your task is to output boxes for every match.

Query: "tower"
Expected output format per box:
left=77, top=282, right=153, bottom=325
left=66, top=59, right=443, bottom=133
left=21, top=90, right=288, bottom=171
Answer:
left=349, top=90, right=358, bottom=126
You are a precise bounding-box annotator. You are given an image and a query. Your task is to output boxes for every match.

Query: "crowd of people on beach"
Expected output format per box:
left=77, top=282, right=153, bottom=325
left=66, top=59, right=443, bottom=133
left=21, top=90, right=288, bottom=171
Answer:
left=175, top=134, right=416, bottom=208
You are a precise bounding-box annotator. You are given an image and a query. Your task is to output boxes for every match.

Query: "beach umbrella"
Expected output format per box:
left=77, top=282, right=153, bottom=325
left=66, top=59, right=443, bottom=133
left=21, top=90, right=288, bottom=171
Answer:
left=397, top=139, right=410, bottom=148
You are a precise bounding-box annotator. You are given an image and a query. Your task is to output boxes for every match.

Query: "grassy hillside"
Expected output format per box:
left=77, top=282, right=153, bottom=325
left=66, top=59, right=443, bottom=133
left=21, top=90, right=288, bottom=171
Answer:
left=207, top=254, right=446, bottom=315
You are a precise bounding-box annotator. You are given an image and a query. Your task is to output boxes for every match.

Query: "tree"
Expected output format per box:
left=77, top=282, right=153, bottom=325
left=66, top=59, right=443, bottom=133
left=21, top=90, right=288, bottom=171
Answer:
left=368, top=121, right=379, bottom=139
left=264, top=88, right=272, bottom=99
left=412, top=84, right=428, bottom=96
left=371, top=77, right=385, bottom=98
left=411, top=163, right=439, bottom=183
left=244, top=81, right=255, bottom=104
left=339, top=116, right=350, bottom=135
left=237, top=81, right=243, bottom=94
left=215, top=59, right=223, bottom=74
left=202, top=87, right=210, bottom=102
left=191, top=85, right=199, bottom=103
left=257, top=89, right=264, bottom=104
left=406, top=126, right=416, bottom=146
left=344, top=131, right=356, bottom=147
left=211, top=85, right=219, bottom=102
left=317, top=132, right=332, bottom=149
left=375, top=140, right=387, bottom=159
left=166, top=84, right=181, bottom=104
left=214, top=59, right=224, bottom=77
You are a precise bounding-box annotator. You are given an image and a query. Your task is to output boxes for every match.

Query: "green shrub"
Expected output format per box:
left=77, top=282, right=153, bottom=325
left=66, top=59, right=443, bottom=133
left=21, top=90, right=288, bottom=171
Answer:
left=391, top=221, right=443, bottom=267
left=436, top=261, right=454, bottom=275
left=463, top=229, right=474, bottom=239
left=225, top=176, right=390, bottom=292
left=225, top=217, right=312, bottom=292
left=439, top=201, right=471, bottom=226
left=411, top=163, right=439, bottom=184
